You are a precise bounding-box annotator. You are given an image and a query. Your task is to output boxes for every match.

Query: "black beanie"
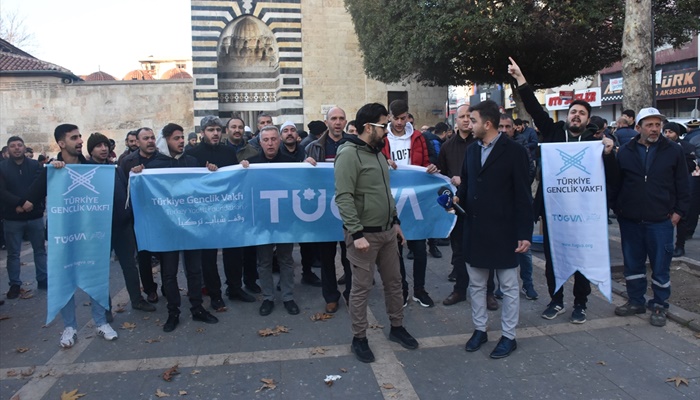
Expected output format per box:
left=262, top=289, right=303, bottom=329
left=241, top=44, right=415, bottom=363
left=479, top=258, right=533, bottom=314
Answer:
left=87, top=132, right=110, bottom=155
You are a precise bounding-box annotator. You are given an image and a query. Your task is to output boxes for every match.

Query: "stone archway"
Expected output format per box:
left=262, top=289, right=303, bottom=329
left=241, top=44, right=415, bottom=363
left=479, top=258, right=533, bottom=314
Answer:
left=217, top=16, right=280, bottom=126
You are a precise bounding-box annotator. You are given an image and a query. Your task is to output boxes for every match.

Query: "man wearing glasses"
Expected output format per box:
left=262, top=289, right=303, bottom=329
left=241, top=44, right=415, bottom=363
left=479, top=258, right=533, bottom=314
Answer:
left=335, top=103, right=419, bottom=363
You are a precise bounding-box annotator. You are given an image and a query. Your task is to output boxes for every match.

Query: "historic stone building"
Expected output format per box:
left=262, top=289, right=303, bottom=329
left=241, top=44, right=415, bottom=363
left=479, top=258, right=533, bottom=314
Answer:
left=191, top=0, right=447, bottom=130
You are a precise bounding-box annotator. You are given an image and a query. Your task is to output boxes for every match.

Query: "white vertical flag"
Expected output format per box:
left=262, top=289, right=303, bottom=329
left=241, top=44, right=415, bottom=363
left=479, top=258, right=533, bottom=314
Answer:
left=541, top=142, right=611, bottom=302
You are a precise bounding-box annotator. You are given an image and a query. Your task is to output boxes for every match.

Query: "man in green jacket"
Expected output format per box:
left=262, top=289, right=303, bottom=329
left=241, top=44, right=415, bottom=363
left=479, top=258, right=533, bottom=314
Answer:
left=334, top=103, right=419, bottom=363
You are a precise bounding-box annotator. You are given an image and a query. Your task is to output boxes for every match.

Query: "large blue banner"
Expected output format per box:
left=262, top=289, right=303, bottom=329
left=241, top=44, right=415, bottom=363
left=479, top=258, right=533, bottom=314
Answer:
left=46, top=165, right=115, bottom=324
left=130, top=163, right=456, bottom=251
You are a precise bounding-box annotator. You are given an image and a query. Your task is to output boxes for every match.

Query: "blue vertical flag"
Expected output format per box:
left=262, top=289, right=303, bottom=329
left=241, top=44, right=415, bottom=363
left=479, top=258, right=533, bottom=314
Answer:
left=46, top=165, right=115, bottom=324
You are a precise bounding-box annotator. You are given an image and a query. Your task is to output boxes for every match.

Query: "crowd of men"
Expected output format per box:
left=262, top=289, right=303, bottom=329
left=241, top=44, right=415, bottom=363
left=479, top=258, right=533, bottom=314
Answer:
left=1, top=58, right=699, bottom=361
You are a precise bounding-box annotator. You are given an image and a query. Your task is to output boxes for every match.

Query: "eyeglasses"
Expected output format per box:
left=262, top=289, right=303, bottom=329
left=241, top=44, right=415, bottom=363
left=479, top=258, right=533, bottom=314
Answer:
left=366, top=122, right=389, bottom=129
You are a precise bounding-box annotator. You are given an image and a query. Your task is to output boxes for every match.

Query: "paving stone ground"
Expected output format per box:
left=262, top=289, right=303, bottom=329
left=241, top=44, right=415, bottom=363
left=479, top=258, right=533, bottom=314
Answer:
left=1, top=224, right=699, bottom=400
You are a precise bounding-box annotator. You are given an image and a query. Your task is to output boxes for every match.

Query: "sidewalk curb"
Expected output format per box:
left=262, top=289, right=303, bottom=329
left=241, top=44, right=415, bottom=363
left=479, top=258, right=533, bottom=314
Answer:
left=610, top=279, right=700, bottom=332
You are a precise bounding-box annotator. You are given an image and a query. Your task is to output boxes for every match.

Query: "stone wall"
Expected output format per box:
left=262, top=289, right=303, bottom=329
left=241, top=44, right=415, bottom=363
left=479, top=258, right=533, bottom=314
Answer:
left=300, top=0, right=447, bottom=126
left=0, top=77, right=194, bottom=156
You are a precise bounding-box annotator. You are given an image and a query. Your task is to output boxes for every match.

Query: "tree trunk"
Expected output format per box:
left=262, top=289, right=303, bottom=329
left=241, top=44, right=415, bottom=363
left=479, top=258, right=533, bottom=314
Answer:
left=621, top=0, right=653, bottom=113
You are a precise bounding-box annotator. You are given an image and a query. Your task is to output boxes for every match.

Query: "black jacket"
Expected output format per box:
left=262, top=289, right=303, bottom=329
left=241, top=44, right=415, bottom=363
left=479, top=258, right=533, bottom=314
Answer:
left=457, top=136, right=533, bottom=269
left=185, top=141, right=239, bottom=167
left=118, top=150, right=157, bottom=176
left=247, top=151, right=298, bottom=164
left=0, top=157, right=45, bottom=221
left=518, top=83, right=617, bottom=218
left=610, top=135, right=690, bottom=222
left=85, top=159, right=132, bottom=229
left=147, top=152, right=200, bottom=169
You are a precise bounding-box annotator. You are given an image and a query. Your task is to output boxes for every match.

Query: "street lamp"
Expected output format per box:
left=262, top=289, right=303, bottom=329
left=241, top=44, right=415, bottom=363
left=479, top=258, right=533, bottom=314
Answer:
left=689, top=98, right=699, bottom=119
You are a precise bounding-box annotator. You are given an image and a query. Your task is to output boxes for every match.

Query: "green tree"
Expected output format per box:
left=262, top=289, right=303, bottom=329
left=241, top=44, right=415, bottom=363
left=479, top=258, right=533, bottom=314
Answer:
left=345, top=0, right=700, bottom=89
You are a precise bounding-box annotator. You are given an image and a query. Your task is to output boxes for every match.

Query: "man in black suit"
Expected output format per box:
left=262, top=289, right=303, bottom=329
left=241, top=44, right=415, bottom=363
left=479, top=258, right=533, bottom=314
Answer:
left=454, top=100, right=533, bottom=359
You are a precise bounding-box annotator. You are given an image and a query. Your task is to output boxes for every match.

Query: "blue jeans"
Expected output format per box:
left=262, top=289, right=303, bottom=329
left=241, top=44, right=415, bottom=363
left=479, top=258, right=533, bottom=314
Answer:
left=518, top=250, right=534, bottom=289
left=4, top=218, right=47, bottom=286
left=60, top=294, right=107, bottom=329
left=619, top=218, right=673, bottom=308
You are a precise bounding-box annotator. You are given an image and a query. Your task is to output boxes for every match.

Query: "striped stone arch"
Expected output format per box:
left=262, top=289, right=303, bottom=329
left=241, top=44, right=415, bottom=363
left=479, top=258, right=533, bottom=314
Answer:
left=191, top=0, right=303, bottom=131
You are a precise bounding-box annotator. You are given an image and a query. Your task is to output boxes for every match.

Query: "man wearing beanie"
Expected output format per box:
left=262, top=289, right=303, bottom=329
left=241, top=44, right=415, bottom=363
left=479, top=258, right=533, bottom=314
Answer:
left=186, top=115, right=256, bottom=309
left=300, top=120, right=326, bottom=149
left=86, top=132, right=157, bottom=315
left=663, top=122, right=698, bottom=257
left=185, top=132, right=198, bottom=152
left=87, top=132, right=112, bottom=164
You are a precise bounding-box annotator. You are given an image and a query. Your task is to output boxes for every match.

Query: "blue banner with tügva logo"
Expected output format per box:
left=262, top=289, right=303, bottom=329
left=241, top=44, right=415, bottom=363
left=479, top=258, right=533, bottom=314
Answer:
left=541, top=142, right=611, bottom=301
left=46, top=164, right=115, bottom=324
left=129, top=163, right=456, bottom=252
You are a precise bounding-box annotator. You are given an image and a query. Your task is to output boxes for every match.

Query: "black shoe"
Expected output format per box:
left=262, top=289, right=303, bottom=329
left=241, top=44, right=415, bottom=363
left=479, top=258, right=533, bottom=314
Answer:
left=389, top=326, right=419, bottom=349
left=192, top=308, right=219, bottom=324
left=407, top=250, right=414, bottom=260
left=351, top=337, right=375, bottom=363
left=447, top=271, right=457, bottom=282
left=337, top=274, right=346, bottom=285
left=302, top=273, right=322, bottom=287
left=211, top=297, right=226, bottom=311
left=465, top=330, right=488, bottom=352
left=672, top=246, right=685, bottom=258
left=163, top=314, right=179, bottom=332
left=283, top=300, right=300, bottom=315
left=490, top=336, right=517, bottom=359
left=146, top=291, right=159, bottom=303
left=429, top=245, right=442, bottom=258
left=412, top=290, right=435, bottom=307
left=132, top=298, right=156, bottom=312
left=227, top=287, right=256, bottom=302
left=245, top=282, right=262, bottom=294
left=6, top=284, right=20, bottom=299
left=37, top=280, right=47, bottom=290
left=259, top=300, right=274, bottom=316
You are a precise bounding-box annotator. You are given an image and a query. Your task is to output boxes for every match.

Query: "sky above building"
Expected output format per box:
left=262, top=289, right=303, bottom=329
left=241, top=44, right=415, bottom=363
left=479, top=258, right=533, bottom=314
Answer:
left=3, top=0, right=193, bottom=78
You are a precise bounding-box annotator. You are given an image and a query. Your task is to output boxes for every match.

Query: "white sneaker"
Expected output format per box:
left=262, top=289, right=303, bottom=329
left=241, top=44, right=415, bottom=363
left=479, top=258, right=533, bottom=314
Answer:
left=96, top=324, right=118, bottom=341
left=60, top=327, right=77, bottom=348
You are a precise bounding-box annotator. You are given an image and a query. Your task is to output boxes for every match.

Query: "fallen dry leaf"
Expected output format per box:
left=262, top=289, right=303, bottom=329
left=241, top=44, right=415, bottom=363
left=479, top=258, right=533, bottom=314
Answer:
left=178, top=390, right=187, bottom=395
left=258, top=325, right=289, bottom=337
left=155, top=388, right=170, bottom=397
left=16, top=347, right=29, bottom=353
left=310, top=347, right=327, bottom=355
left=121, top=322, right=137, bottom=331
left=388, top=390, right=401, bottom=398
left=310, top=312, right=334, bottom=321
left=6, top=369, right=18, bottom=377
left=20, top=366, right=35, bottom=377
left=145, top=337, right=161, bottom=344
left=195, top=328, right=205, bottom=333
left=369, top=324, right=384, bottom=330
left=0, top=315, right=11, bottom=321
left=382, top=383, right=395, bottom=390
left=214, top=306, right=227, bottom=312
left=143, top=316, right=151, bottom=320
left=255, top=378, right=277, bottom=392
left=340, top=368, right=347, bottom=373
left=162, top=364, right=180, bottom=382
left=19, top=291, right=34, bottom=300
left=191, top=370, right=201, bottom=375
left=596, top=361, right=607, bottom=366
left=666, top=376, right=689, bottom=387
left=60, top=389, right=86, bottom=400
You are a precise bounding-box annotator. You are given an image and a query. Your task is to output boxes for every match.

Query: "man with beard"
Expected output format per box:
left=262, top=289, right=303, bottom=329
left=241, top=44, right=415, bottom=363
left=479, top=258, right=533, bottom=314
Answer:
left=222, top=116, right=259, bottom=162
left=335, top=102, right=419, bottom=363
left=119, top=127, right=160, bottom=303
left=132, top=123, right=219, bottom=332
left=117, top=130, right=138, bottom=165
left=26, top=125, right=119, bottom=347
left=509, top=57, right=615, bottom=324
left=0, top=136, right=47, bottom=298
left=186, top=116, right=256, bottom=310
left=611, top=109, right=690, bottom=327
left=279, top=121, right=305, bottom=161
